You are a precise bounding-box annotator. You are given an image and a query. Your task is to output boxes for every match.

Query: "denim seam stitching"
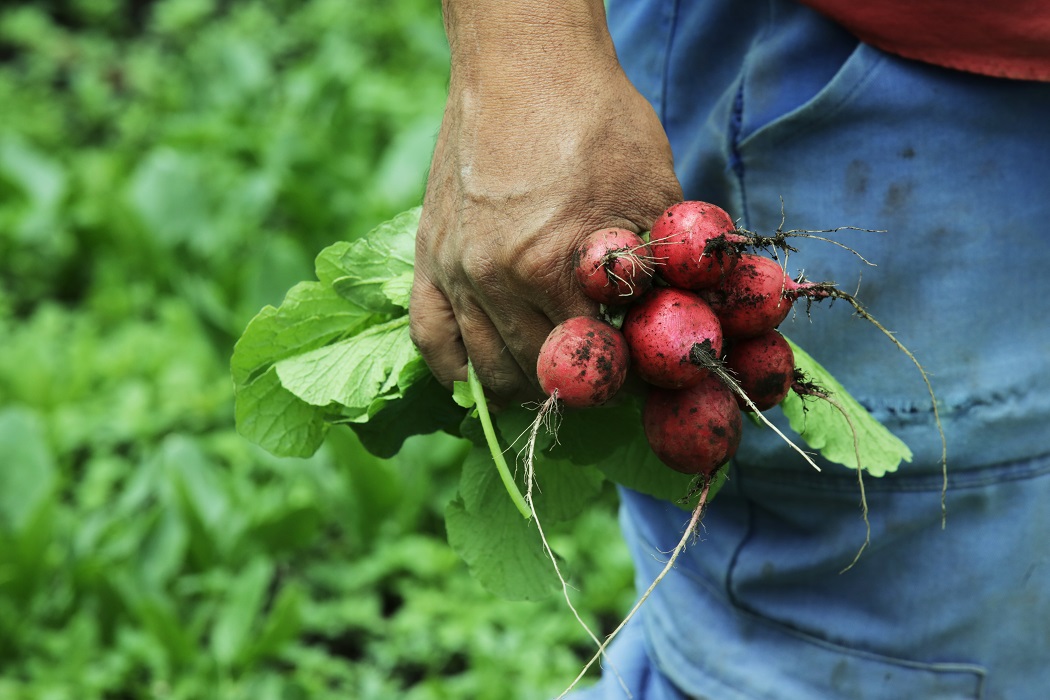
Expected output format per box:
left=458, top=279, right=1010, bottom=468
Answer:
left=739, top=448, right=1050, bottom=494
left=728, top=78, right=749, bottom=229
left=724, top=475, right=755, bottom=610
left=658, top=0, right=681, bottom=125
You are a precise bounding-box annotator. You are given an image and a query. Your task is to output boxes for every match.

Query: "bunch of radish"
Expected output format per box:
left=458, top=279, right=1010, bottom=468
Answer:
left=532, top=201, right=949, bottom=692
left=537, top=200, right=844, bottom=483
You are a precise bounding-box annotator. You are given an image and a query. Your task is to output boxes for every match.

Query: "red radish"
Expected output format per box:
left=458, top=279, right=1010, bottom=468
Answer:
left=621, top=287, right=724, bottom=389
left=573, top=228, right=655, bottom=305
left=649, top=200, right=749, bottom=290
left=724, top=329, right=795, bottom=411
left=536, top=317, right=630, bottom=408
left=642, top=374, right=742, bottom=475
left=701, top=254, right=835, bottom=338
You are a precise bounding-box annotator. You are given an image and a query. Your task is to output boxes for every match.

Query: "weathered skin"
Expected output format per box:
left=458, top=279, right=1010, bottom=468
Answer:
left=408, top=0, right=682, bottom=403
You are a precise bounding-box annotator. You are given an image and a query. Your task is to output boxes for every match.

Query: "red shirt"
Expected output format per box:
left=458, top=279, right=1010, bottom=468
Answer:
left=798, top=0, right=1050, bottom=81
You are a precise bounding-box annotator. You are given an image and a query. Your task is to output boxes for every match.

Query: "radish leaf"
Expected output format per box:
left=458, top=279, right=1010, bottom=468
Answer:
left=446, top=446, right=603, bottom=599
left=273, top=315, right=420, bottom=418
left=781, top=338, right=912, bottom=476
left=324, top=208, right=418, bottom=313
left=230, top=281, right=374, bottom=386
left=234, top=366, right=328, bottom=458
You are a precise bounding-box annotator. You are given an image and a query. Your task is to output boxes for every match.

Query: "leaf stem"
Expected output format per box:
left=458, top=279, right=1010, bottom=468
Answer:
left=468, top=361, right=531, bottom=519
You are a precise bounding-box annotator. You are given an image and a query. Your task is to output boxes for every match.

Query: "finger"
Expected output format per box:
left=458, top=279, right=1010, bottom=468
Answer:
left=523, top=228, right=603, bottom=325
left=410, top=274, right=535, bottom=402
left=409, top=276, right=467, bottom=389
left=470, top=263, right=598, bottom=395
left=456, top=297, right=534, bottom=402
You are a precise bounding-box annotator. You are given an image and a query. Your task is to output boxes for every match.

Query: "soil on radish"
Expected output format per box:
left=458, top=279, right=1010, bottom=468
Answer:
left=537, top=317, right=630, bottom=408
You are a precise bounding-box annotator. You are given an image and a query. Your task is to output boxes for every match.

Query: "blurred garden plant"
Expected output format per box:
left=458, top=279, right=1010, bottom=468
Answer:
left=0, top=1, right=633, bottom=697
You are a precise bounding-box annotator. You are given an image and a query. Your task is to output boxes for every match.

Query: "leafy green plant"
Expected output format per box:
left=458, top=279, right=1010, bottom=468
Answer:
left=0, top=0, right=450, bottom=332
left=0, top=300, right=624, bottom=698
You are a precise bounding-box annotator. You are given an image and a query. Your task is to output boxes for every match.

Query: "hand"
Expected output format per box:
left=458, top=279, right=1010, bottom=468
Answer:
left=409, top=4, right=682, bottom=402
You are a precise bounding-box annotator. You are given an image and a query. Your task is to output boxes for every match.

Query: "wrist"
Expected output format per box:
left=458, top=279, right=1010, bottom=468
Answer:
left=443, top=0, right=621, bottom=100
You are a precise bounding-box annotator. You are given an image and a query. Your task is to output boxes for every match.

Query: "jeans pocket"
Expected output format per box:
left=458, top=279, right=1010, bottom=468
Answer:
left=621, top=480, right=994, bottom=699
left=639, top=530, right=988, bottom=700
left=709, top=456, right=1050, bottom=699
left=667, top=596, right=988, bottom=700
left=736, top=41, right=887, bottom=152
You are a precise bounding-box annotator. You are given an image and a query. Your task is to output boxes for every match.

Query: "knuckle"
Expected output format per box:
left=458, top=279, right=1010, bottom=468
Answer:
left=407, top=312, right=432, bottom=352
left=408, top=285, right=441, bottom=346
left=459, top=246, right=504, bottom=290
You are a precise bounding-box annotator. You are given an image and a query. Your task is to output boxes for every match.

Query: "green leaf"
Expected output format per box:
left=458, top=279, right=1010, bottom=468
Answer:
left=0, top=408, right=57, bottom=534
left=348, top=375, right=465, bottom=458
left=470, top=406, right=605, bottom=523
left=396, top=352, right=433, bottom=391
left=231, top=207, right=430, bottom=459
left=451, top=380, right=475, bottom=408
left=231, top=281, right=374, bottom=387
left=314, top=241, right=353, bottom=287
left=273, top=315, right=420, bottom=418
left=162, top=436, right=247, bottom=561
left=544, top=401, right=643, bottom=465
left=380, top=270, right=415, bottom=310
left=138, top=506, right=189, bottom=589
left=592, top=437, right=705, bottom=508
left=445, top=448, right=558, bottom=600
left=533, top=399, right=703, bottom=507
left=126, top=148, right=212, bottom=249
left=494, top=406, right=555, bottom=457
left=530, top=457, right=605, bottom=524
left=235, top=366, right=329, bottom=458
left=323, top=427, right=411, bottom=543
left=249, top=582, right=303, bottom=662
left=113, top=572, right=197, bottom=667
left=781, top=338, right=912, bottom=477
left=0, top=133, right=66, bottom=215
left=211, top=558, right=273, bottom=669
left=326, top=207, right=419, bottom=313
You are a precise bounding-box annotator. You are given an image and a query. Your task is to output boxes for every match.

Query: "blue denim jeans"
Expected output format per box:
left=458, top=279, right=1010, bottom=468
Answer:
left=574, top=1, right=1050, bottom=698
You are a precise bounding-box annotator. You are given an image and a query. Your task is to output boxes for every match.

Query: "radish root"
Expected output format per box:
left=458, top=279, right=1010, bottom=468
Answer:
left=739, top=196, right=884, bottom=266
left=518, top=393, right=631, bottom=697
left=557, top=477, right=714, bottom=699
left=806, top=286, right=949, bottom=527
left=791, top=374, right=872, bottom=571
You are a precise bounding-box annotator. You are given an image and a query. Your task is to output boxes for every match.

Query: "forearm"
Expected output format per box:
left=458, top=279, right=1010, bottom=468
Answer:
left=442, top=0, right=621, bottom=106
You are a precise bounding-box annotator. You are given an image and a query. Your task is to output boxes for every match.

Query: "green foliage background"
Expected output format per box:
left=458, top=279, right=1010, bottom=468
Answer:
left=0, top=1, right=634, bottom=697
